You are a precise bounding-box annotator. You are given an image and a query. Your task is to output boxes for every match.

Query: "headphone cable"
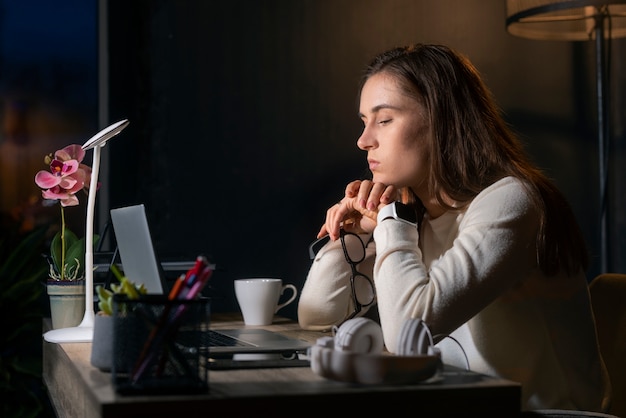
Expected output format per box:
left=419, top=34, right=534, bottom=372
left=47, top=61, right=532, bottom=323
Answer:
left=434, top=334, right=470, bottom=370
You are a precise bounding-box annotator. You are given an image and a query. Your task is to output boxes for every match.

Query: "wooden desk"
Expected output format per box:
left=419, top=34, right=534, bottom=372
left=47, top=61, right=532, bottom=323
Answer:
left=43, top=314, right=521, bottom=417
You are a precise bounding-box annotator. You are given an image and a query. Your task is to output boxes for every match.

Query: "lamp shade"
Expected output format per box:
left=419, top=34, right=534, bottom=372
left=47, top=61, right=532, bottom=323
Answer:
left=506, top=0, right=626, bottom=40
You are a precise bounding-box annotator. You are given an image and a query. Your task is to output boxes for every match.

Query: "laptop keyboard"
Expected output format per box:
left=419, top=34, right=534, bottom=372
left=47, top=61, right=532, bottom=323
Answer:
left=207, top=330, right=250, bottom=347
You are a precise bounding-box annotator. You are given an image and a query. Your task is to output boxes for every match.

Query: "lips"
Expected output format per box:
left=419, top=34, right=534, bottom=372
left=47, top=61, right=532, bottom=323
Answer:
left=368, top=159, right=379, bottom=171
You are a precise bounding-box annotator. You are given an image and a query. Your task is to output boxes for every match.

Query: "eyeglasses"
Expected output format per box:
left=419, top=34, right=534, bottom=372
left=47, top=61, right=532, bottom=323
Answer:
left=308, top=230, right=376, bottom=323
left=339, top=229, right=376, bottom=322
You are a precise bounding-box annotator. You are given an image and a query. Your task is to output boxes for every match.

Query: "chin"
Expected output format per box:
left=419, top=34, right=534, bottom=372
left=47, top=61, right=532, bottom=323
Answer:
left=373, top=176, right=398, bottom=187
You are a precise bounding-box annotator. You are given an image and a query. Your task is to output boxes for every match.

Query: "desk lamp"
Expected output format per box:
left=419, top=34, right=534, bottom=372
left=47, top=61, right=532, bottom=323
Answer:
left=506, top=0, right=626, bottom=273
left=43, top=119, right=129, bottom=343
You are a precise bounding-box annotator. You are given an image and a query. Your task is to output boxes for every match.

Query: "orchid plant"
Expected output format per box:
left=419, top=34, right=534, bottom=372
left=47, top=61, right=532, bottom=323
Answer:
left=34, top=144, right=99, bottom=281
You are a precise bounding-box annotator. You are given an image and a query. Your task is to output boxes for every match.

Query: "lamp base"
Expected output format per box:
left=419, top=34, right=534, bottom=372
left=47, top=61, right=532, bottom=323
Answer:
left=43, top=313, right=95, bottom=343
left=43, top=324, right=93, bottom=343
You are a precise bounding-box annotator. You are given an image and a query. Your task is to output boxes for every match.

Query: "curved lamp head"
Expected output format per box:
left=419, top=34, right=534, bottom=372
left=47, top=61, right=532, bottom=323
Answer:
left=506, top=0, right=626, bottom=41
left=82, top=119, right=129, bottom=150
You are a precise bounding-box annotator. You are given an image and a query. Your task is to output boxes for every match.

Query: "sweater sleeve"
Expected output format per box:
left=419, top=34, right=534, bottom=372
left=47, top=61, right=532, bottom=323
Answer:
left=297, top=233, right=376, bottom=331
left=374, top=178, right=540, bottom=353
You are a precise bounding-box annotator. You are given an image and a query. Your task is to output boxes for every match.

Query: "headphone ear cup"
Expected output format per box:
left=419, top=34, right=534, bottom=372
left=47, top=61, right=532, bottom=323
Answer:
left=334, top=317, right=384, bottom=354
left=396, top=318, right=432, bottom=356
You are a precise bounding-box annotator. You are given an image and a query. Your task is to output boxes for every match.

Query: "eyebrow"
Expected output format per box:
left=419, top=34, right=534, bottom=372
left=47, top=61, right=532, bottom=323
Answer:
left=358, top=103, right=402, bottom=118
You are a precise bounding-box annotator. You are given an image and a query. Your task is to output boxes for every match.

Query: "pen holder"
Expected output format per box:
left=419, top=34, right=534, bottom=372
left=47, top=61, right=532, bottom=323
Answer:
left=111, top=294, right=210, bottom=395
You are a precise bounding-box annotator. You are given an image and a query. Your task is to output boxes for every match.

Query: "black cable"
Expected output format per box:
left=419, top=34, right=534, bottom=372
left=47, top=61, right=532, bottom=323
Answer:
left=434, top=333, right=470, bottom=370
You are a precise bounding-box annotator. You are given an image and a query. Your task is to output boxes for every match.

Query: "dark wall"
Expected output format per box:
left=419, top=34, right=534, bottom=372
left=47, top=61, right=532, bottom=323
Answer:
left=104, top=0, right=626, bottom=320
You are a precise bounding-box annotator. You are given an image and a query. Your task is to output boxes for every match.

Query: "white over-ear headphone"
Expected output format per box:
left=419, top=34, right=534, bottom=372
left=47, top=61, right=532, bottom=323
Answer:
left=333, top=317, right=385, bottom=353
left=309, top=317, right=441, bottom=384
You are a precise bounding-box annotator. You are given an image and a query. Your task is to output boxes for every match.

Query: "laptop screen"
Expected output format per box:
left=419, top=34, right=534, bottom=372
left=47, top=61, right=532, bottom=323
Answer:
left=110, top=204, right=166, bottom=294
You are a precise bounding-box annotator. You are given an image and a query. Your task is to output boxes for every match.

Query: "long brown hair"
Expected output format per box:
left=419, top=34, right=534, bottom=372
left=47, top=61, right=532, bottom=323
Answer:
left=360, top=44, right=588, bottom=276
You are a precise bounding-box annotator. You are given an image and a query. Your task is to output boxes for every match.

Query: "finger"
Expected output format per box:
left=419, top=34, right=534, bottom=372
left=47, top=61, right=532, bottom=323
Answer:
left=354, top=205, right=378, bottom=224
left=324, top=201, right=348, bottom=241
left=332, top=202, right=356, bottom=239
left=380, top=184, right=399, bottom=206
left=316, top=224, right=329, bottom=239
left=364, top=182, right=390, bottom=211
left=345, top=180, right=362, bottom=198
left=356, top=180, right=374, bottom=210
left=322, top=205, right=339, bottom=240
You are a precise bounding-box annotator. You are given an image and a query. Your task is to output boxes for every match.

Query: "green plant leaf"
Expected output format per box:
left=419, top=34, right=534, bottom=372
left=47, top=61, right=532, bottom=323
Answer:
left=96, top=285, right=114, bottom=315
left=50, top=229, right=100, bottom=280
left=96, top=275, right=148, bottom=316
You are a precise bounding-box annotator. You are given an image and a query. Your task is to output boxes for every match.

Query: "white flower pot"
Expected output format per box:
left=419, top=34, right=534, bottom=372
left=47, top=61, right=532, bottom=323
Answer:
left=47, top=280, right=86, bottom=329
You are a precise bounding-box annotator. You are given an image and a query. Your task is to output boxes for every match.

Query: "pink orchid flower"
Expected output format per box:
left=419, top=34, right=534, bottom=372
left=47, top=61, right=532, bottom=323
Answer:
left=35, top=143, right=99, bottom=281
left=34, top=144, right=93, bottom=207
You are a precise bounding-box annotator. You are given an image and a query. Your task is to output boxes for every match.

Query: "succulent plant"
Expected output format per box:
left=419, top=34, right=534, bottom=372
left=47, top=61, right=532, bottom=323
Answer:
left=95, top=272, right=147, bottom=316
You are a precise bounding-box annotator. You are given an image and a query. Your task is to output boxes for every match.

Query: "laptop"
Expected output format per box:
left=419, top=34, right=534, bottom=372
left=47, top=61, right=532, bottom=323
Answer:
left=205, top=328, right=311, bottom=355
left=110, top=204, right=167, bottom=294
left=109, top=204, right=311, bottom=360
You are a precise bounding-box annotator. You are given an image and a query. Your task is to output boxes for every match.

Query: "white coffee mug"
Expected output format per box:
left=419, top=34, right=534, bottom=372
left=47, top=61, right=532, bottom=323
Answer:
left=234, top=278, right=298, bottom=325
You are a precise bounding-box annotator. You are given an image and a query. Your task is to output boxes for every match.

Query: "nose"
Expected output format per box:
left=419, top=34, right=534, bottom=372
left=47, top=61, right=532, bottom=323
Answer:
left=357, top=127, right=374, bottom=151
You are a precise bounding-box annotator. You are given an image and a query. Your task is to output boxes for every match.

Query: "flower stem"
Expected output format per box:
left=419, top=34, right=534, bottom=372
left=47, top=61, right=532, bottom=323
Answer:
left=60, top=206, right=66, bottom=281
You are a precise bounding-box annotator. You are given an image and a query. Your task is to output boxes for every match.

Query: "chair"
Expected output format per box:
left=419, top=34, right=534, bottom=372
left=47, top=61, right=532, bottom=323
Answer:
left=589, top=273, right=626, bottom=418
left=520, top=273, right=625, bottom=418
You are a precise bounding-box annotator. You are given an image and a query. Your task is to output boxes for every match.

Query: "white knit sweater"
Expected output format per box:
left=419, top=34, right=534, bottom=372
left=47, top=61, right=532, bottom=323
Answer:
left=298, top=176, right=611, bottom=412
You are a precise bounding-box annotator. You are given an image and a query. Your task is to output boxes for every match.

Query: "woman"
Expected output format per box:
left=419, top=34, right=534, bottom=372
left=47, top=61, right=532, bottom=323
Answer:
left=297, top=44, right=611, bottom=412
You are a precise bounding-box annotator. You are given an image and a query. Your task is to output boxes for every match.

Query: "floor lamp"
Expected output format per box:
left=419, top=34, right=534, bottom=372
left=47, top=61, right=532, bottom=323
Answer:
left=43, top=119, right=129, bottom=343
left=506, top=0, right=626, bottom=273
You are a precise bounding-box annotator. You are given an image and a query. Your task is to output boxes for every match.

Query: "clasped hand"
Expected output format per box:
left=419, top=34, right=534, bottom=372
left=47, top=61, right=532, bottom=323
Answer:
left=317, top=180, right=398, bottom=241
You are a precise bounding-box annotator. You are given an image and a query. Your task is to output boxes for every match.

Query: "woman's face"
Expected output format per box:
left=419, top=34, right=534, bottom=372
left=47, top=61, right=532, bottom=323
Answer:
left=357, top=72, right=431, bottom=195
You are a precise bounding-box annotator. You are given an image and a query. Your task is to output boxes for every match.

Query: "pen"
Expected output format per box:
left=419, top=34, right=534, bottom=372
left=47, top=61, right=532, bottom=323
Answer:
left=153, top=264, right=213, bottom=376
left=168, top=274, right=185, bottom=300
left=156, top=265, right=211, bottom=375
left=184, top=266, right=213, bottom=300
left=185, top=256, right=206, bottom=284
left=131, top=256, right=213, bottom=383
